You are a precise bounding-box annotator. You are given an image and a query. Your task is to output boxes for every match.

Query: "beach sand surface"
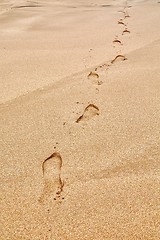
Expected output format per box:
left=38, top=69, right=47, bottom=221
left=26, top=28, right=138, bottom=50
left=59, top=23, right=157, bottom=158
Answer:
left=0, top=0, right=160, bottom=239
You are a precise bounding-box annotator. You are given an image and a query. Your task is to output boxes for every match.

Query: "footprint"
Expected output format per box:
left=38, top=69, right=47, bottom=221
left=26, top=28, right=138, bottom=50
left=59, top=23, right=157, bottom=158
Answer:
left=12, top=4, right=42, bottom=9
left=88, top=71, right=99, bottom=79
left=122, top=29, right=130, bottom=35
left=111, top=55, right=127, bottom=64
left=118, top=10, right=125, bottom=14
left=113, top=39, right=123, bottom=45
left=118, top=20, right=125, bottom=25
left=76, top=104, right=99, bottom=123
left=39, top=152, right=63, bottom=203
left=87, top=72, right=103, bottom=85
left=124, top=14, right=130, bottom=18
left=101, top=4, right=111, bottom=7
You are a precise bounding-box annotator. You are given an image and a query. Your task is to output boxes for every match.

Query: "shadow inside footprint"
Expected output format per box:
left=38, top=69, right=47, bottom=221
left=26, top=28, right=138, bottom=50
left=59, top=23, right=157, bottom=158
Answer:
left=76, top=104, right=99, bottom=123
left=101, top=4, right=111, bottom=7
left=12, top=4, right=42, bottom=9
left=124, top=14, right=130, bottom=18
left=111, top=55, right=127, bottom=64
left=118, top=20, right=125, bottom=25
left=113, top=39, right=123, bottom=45
left=39, top=152, right=63, bottom=204
left=122, top=29, right=130, bottom=35
left=88, top=71, right=99, bottom=79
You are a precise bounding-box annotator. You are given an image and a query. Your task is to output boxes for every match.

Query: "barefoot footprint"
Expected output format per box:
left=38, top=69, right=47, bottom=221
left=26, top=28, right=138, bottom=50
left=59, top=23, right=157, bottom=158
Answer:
left=122, top=29, right=130, bottom=35
left=87, top=72, right=103, bottom=85
left=111, top=55, right=127, bottom=64
left=76, top=104, right=99, bottom=123
left=118, top=20, right=125, bottom=25
left=113, top=39, right=123, bottom=45
left=124, top=14, right=130, bottom=18
left=39, top=152, right=63, bottom=203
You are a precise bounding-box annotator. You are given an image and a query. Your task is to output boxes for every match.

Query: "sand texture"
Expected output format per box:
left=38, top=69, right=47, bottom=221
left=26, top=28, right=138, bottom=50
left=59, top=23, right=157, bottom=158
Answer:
left=0, top=0, right=160, bottom=239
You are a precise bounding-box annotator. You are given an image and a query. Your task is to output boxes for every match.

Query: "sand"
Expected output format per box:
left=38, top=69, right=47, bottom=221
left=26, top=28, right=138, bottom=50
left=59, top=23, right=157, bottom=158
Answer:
left=0, top=0, right=160, bottom=239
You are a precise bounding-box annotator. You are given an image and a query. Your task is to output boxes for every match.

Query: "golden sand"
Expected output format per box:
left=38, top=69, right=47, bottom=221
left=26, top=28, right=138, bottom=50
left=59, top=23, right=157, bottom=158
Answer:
left=0, top=0, right=160, bottom=239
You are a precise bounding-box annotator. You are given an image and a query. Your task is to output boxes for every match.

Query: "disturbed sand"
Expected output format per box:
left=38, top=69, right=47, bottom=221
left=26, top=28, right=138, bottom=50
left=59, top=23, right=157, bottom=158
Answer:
left=0, top=0, right=160, bottom=239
